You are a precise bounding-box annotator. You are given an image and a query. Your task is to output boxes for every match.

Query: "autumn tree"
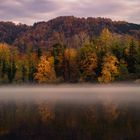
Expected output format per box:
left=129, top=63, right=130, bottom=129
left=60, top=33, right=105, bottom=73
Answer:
left=99, top=28, right=113, bottom=53
left=64, top=48, right=78, bottom=82
left=98, top=53, right=119, bottom=83
left=34, top=55, right=56, bottom=83
left=78, top=44, right=98, bottom=82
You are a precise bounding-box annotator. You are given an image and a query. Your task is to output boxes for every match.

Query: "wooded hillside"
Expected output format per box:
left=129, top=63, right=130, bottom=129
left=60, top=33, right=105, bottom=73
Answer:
left=0, top=16, right=140, bottom=83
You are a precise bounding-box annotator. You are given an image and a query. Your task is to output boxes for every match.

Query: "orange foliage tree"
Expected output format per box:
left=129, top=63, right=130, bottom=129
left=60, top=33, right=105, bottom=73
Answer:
left=34, top=55, right=56, bottom=83
left=99, top=28, right=113, bottom=53
left=98, top=53, right=119, bottom=83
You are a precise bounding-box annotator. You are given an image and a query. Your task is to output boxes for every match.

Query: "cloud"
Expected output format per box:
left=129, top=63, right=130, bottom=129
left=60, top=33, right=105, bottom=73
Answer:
left=0, top=0, right=139, bottom=25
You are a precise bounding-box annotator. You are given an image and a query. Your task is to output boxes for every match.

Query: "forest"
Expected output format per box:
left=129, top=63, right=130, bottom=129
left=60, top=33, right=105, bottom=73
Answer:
left=0, top=16, right=140, bottom=84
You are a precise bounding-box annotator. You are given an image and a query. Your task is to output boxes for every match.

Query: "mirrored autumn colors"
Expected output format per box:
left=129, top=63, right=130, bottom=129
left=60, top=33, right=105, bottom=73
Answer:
left=0, top=99, right=140, bottom=140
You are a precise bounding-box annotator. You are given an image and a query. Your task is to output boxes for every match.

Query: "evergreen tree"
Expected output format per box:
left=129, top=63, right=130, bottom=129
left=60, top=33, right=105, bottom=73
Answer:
left=52, top=43, right=65, bottom=81
left=37, top=48, right=42, bottom=59
left=7, top=60, right=17, bottom=83
left=126, top=39, right=137, bottom=73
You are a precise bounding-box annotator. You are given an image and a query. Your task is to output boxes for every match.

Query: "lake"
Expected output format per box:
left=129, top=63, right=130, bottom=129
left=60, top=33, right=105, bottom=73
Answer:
left=0, top=84, right=140, bottom=140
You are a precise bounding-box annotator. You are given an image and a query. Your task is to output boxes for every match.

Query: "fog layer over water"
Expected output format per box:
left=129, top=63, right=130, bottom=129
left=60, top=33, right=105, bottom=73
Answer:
left=0, top=84, right=140, bottom=140
left=0, top=84, right=140, bottom=104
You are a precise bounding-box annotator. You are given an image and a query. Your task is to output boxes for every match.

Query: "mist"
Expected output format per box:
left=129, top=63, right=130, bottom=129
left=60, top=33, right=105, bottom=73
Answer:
left=0, top=84, right=140, bottom=104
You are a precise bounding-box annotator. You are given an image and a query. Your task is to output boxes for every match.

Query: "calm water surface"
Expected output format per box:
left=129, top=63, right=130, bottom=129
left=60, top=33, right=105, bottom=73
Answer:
left=0, top=84, right=140, bottom=140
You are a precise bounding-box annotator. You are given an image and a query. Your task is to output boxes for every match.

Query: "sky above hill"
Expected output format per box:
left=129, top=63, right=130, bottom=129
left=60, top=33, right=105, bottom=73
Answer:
left=0, top=0, right=139, bottom=25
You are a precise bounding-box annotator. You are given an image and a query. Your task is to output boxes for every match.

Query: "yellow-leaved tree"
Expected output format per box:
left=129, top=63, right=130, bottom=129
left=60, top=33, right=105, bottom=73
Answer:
left=99, top=28, right=113, bottom=53
left=34, top=55, right=56, bottom=83
left=98, top=53, right=119, bottom=83
left=78, top=44, right=98, bottom=82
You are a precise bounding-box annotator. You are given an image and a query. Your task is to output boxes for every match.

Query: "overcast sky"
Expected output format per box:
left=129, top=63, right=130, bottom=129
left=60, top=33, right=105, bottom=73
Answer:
left=0, top=0, right=139, bottom=25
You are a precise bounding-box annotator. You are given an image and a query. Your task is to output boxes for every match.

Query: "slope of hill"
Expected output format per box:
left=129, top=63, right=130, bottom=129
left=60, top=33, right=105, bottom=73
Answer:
left=0, top=22, right=29, bottom=44
left=0, top=16, right=140, bottom=51
left=0, top=16, right=140, bottom=83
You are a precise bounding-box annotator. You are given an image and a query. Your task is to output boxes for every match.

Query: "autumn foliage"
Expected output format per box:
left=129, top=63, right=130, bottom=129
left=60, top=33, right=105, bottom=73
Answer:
left=34, top=56, right=56, bottom=83
left=98, top=54, right=119, bottom=83
left=0, top=26, right=139, bottom=83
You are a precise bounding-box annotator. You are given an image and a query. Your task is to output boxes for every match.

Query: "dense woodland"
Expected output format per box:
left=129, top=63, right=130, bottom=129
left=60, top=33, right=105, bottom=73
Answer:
left=0, top=16, right=140, bottom=83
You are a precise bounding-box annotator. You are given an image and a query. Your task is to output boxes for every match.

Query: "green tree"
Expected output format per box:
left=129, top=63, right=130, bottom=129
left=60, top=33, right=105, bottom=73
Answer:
left=7, top=60, right=17, bottom=83
left=52, top=43, right=66, bottom=81
left=37, top=47, right=42, bottom=59
left=117, top=59, right=129, bottom=80
left=135, top=43, right=140, bottom=77
left=0, top=43, right=10, bottom=82
left=0, top=43, right=19, bottom=83
left=126, top=39, right=137, bottom=73
left=21, top=64, right=27, bottom=82
left=27, top=52, right=38, bottom=82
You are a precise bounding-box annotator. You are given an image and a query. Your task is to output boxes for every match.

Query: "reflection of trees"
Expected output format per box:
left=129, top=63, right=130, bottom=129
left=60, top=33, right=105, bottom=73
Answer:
left=103, top=102, right=120, bottom=122
left=37, top=102, right=55, bottom=123
left=0, top=102, right=140, bottom=139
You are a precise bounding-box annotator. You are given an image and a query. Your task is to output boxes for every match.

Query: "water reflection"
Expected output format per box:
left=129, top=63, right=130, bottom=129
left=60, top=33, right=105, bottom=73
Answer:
left=0, top=85, right=140, bottom=140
